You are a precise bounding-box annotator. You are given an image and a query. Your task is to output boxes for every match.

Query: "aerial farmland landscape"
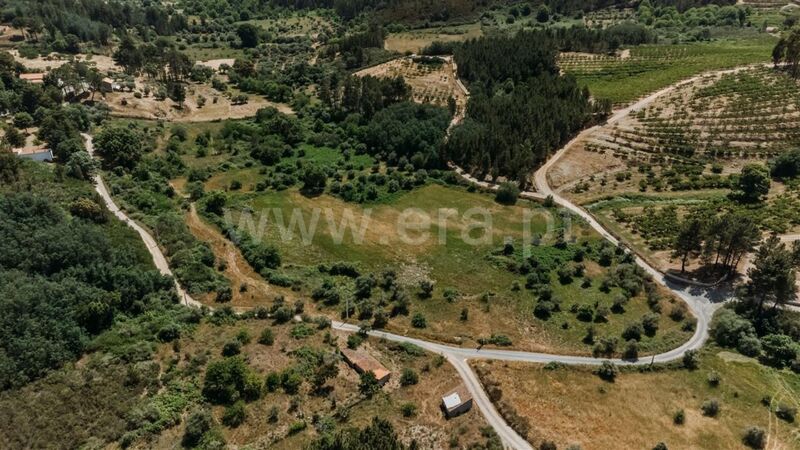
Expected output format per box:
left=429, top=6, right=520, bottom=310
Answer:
left=2, top=0, right=800, bottom=449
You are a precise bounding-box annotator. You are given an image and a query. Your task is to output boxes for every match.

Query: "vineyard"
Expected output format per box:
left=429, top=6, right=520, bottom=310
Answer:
left=354, top=56, right=467, bottom=112
left=587, top=67, right=800, bottom=166
left=558, top=38, right=775, bottom=104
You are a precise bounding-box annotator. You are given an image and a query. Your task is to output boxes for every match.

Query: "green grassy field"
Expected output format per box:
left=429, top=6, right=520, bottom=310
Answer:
left=215, top=181, right=693, bottom=355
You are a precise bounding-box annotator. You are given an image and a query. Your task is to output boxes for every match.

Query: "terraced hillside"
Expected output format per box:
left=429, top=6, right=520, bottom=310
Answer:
left=590, top=67, right=800, bottom=164
left=558, top=39, right=775, bottom=105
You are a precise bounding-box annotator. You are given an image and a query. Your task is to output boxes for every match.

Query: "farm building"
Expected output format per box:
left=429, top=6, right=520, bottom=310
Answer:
left=100, top=77, right=121, bottom=92
left=340, top=348, right=391, bottom=385
left=441, top=384, right=473, bottom=418
left=19, top=72, right=44, bottom=84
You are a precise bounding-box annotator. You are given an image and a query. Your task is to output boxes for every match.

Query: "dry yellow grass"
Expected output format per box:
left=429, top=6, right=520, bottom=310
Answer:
left=471, top=351, right=800, bottom=449
left=139, top=319, right=491, bottom=449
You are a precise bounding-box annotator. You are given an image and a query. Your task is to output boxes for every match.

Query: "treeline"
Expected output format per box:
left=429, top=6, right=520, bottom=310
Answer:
left=671, top=211, right=760, bottom=274
left=652, top=0, right=736, bottom=12
left=113, top=36, right=193, bottom=82
left=454, top=30, right=559, bottom=91
left=322, top=23, right=387, bottom=69
left=447, top=29, right=607, bottom=182
left=445, top=74, right=595, bottom=183
left=2, top=0, right=186, bottom=45
left=363, top=102, right=451, bottom=168
left=550, top=22, right=656, bottom=53
left=319, top=74, right=411, bottom=119
left=0, top=163, right=176, bottom=389
left=430, top=23, right=653, bottom=63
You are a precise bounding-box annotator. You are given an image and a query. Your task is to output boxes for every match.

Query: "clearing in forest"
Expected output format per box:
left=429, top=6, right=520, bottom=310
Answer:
left=354, top=56, right=468, bottom=115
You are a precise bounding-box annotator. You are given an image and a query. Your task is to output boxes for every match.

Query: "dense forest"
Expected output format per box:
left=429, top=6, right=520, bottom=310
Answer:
left=1, top=0, right=186, bottom=46
left=0, top=162, right=179, bottom=390
left=446, top=29, right=608, bottom=183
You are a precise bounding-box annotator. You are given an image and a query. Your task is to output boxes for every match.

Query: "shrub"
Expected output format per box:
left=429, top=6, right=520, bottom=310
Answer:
left=623, top=339, right=639, bottom=360
left=712, top=309, right=755, bottom=348
left=737, top=335, right=762, bottom=357
left=400, top=402, right=417, bottom=417
left=642, top=313, right=660, bottom=336
left=760, top=334, right=798, bottom=368
left=673, top=409, right=685, bottom=425
left=411, top=313, right=427, bottom=328
left=222, top=401, right=246, bottom=427
left=707, top=371, right=721, bottom=387
left=682, top=349, right=699, bottom=370
left=418, top=279, right=434, bottom=298
left=539, top=442, right=557, bottom=450
left=288, top=421, right=307, bottom=435
left=652, top=444, right=668, bottom=450
left=400, top=368, right=419, bottom=386
left=622, top=322, right=643, bottom=341
left=182, top=409, right=212, bottom=447
left=258, top=328, right=274, bottom=345
left=495, top=182, right=520, bottom=205
left=742, top=426, right=766, bottom=449
left=776, top=404, right=797, bottom=422
left=701, top=399, right=720, bottom=417
left=595, top=361, right=618, bottom=381
left=359, top=371, right=381, bottom=397
left=222, top=340, right=241, bottom=356
left=264, top=372, right=280, bottom=392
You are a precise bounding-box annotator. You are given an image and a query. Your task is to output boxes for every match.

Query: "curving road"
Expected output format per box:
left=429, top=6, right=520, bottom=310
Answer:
left=83, top=133, right=203, bottom=309
left=83, top=65, right=760, bottom=449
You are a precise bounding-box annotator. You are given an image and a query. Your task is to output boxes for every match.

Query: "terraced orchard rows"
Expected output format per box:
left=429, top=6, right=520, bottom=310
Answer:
left=556, top=39, right=775, bottom=105
left=584, top=67, right=800, bottom=165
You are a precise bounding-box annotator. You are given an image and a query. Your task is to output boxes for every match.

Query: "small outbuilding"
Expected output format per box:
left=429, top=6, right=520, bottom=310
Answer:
left=19, top=73, right=45, bottom=84
left=100, top=77, right=122, bottom=92
left=340, top=348, right=391, bottom=385
left=441, top=384, right=473, bottom=418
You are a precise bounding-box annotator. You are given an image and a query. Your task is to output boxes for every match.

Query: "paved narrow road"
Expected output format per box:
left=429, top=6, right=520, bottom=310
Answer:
left=83, top=133, right=203, bottom=309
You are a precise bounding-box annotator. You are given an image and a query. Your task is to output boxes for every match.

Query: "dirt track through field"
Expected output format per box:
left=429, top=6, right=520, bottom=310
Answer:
left=185, top=204, right=276, bottom=305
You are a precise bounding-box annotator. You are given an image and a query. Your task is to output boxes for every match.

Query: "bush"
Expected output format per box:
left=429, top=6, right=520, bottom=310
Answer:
left=701, top=399, right=720, bottom=417
left=222, top=340, right=241, bottom=356
left=673, top=409, right=685, bottom=425
left=595, top=361, right=618, bottom=381
left=539, top=442, right=557, bottom=450
left=411, top=313, right=427, bottom=328
left=622, top=322, right=643, bottom=341
left=359, top=371, right=381, bottom=397
left=495, top=182, right=520, bottom=205
left=400, top=402, right=417, bottom=417
left=222, top=401, right=246, bottom=427
left=737, top=335, right=762, bottom=357
left=760, top=334, right=798, bottom=368
left=682, top=349, right=699, bottom=370
left=776, top=404, right=797, bottom=422
left=642, top=313, right=660, bottom=336
left=742, top=426, right=766, bottom=449
left=623, top=339, right=639, bottom=360
left=712, top=309, right=755, bottom=349
left=288, top=421, right=307, bottom=435
left=258, top=328, right=274, bottom=345
left=400, top=368, right=419, bottom=386
left=182, top=409, right=212, bottom=447
left=707, top=371, right=721, bottom=387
